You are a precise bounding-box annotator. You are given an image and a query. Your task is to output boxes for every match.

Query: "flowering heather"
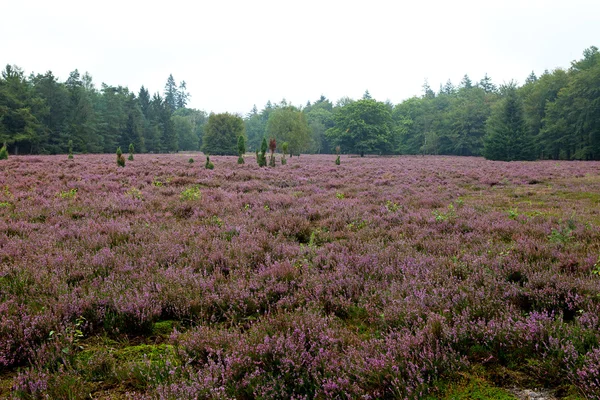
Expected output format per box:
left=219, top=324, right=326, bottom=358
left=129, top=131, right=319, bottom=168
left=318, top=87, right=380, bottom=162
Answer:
left=1, top=154, right=600, bottom=398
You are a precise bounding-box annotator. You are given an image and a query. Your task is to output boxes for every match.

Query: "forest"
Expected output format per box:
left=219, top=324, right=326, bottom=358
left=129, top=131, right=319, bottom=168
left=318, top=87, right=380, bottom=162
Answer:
left=0, top=46, right=599, bottom=160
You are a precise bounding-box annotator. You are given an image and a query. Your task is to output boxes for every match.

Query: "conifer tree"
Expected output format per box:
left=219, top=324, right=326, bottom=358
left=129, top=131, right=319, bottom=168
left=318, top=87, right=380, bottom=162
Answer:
left=483, top=85, right=535, bottom=161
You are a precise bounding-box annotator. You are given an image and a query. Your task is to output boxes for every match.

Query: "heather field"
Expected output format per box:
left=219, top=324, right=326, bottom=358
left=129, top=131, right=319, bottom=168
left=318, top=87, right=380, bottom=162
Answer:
left=2, top=154, right=600, bottom=399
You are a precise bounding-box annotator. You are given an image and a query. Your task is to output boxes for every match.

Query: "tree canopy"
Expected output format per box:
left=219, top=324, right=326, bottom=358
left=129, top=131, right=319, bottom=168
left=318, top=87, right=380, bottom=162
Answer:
left=326, top=99, right=394, bottom=156
left=202, top=112, right=245, bottom=155
left=1, top=46, right=599, bottom=160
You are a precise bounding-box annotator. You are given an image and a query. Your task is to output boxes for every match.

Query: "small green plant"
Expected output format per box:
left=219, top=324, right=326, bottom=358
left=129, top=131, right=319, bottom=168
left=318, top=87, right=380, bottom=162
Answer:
left=385, top=200, right=400, bottom=212
left=507, top=207, right=519, bottom=220
left=205, top=155, right=214, bottom=169
left=335, top=155, right=340, bottom=165
left=336, top=192, right=345, bottom=199
left=549, top=215, right=576, bottom=244
left=210, top=215, right=223, bottom=227
left=592, top=256, right=600, bottom=276
left=58, top=188, right=78, bottom=199
left=116, top=147, right=125, bottom=167
left=126, top=187, right=143, bottom=200
left=68, top=140, right=74, bottom=159
left=433, top=203, right=456, bottom=222
left=128, top=143, right=135, bottom=161
left=0, top=144, right=8, bottom=160
left=347, top=219, right=368, bottom=231
left=188, top=158, right=194, bottom=164
left=263, top=204, right=270, bottom=211
left=180, top=186, right=201, bottom=201
left=152, top=178, right=163, bottom=187
left=335, top=146, right=341, bottom=165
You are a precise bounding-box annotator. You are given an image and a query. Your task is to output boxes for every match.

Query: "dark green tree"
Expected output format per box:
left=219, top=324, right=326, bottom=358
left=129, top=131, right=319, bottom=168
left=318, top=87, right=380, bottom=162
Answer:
left=164, top=74, right=177, bottom=112
left=326, top=99, right=395, bottom=156
left=483, top=84, right=535, bottom=161
left=202, top=113, right=245, bottom=155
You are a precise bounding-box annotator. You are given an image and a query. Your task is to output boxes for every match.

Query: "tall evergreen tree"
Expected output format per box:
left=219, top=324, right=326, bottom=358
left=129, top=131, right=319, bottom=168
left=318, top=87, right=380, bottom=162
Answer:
left=164, top=74, right=177, bottom=112
left=483, top=84, right=535, bottom=161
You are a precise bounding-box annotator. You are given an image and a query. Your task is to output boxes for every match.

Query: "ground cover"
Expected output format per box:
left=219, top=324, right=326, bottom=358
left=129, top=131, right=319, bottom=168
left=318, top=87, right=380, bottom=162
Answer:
left=1, top=154, right=599, bottom=399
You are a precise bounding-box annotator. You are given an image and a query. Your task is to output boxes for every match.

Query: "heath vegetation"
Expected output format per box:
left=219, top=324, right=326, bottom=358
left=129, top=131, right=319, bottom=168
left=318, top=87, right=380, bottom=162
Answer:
left=1, top=154, right=599, bottom=398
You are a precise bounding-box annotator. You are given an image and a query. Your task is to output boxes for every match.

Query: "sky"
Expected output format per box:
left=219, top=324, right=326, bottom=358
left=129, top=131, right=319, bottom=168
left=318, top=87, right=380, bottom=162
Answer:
left=1, top=0, right=598, bottom=114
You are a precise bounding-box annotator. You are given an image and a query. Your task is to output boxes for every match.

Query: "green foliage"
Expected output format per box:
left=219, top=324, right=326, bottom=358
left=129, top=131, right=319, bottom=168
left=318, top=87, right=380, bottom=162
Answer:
left=335, top=155, right=340, bottom=165
left=237, top=135, right=246, bottom=155
left=116, top=146, right=125, bottom=167
left=205, top=155, right=214, bottom=170
left=0, top=144, right=8, bottom=160
left=58, top=188, right=78, bottom=199
left=257, top=137, right=268, bottom=167
left=128, top=143, right=134, bottom=161
left=188, top=157, right=194, bottom=164
left=281, top=141, right=289, bottom=156
left=180, top=185, right=201, bottom=201
left=266, top=107, right=310, bottom=156
left=238, top=134, right=246, bottom=163
left=433, top=203, right=456, bottom=222
left=326, top=99, right=395, bottom=156
left=68, top=140, right=73, bottom=159
left=202, top=113, right=245, bottom=155
left=483, top=84, right=535, bottom=161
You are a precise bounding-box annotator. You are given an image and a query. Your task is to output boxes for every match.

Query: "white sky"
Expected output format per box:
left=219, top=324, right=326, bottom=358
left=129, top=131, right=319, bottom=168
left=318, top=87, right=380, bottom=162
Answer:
left=1, top=0, right=597, bottom=114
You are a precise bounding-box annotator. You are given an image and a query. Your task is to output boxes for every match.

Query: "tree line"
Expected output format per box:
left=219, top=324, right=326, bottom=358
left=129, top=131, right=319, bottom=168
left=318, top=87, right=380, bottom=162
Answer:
left=1, top=46, right=598, bottom=160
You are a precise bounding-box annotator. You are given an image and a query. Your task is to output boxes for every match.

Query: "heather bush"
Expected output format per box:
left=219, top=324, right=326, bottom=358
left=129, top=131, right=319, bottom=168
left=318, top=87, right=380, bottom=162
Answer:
left=2, top=154, right=600, bottom=397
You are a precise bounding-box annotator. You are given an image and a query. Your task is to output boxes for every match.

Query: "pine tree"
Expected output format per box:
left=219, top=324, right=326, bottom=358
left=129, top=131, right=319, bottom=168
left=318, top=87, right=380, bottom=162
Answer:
left=164, top=74, right=177, bottom=112
left=483, top=85, right=535, bottom=161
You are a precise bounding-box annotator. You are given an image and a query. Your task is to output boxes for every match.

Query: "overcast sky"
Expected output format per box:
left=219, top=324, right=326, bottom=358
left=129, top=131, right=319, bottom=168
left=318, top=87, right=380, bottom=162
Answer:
left=1, top=0, right=597, bottom=114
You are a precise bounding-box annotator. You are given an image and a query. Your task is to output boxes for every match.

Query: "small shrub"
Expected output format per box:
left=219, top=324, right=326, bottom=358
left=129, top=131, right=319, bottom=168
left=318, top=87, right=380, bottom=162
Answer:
left=205, top=155, right=214, bottom=170
left=58, top=188, right=78, bottom=199
left=188, top=158, right=194, bottom=164
left=237, top=135, right=246, bottom=164
left=68, top=140, right=73, bottom=160
left=335, top=155, right=340, bottom=165
left=116, top=147, right=125, bottom=167
left=128, top=143, right=135, bottom=161
left=0, top=144, right=8, bottom=160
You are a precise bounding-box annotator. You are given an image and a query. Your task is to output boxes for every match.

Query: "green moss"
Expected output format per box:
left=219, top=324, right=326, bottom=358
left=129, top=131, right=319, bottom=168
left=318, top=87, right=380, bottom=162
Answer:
left=442, top=376, right=517, bottom=400
left=113, top=343, right=175, bottom=363
left=152, top=320, right=175, bottom=337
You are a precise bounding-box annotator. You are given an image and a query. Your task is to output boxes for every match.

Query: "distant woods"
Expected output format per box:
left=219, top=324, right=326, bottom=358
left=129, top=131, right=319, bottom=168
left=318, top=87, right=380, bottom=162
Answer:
left=1, top=46, right=599, bottom=160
